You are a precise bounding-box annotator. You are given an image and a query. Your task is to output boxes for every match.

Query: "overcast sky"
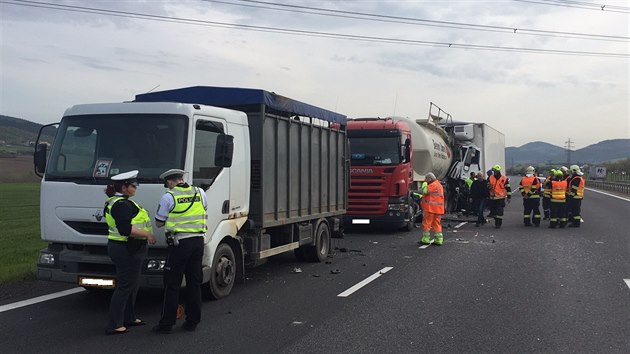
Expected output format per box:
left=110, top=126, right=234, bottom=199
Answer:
left=1, top=0, right=628, bottom=148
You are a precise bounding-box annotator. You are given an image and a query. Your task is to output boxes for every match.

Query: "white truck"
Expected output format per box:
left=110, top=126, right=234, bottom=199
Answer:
left=34, top=86, right=348, bottom=299
left=396, top=103, right=505, bottom=211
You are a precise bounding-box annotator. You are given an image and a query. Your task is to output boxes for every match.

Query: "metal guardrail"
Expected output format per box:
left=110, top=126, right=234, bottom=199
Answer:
left=586, top=180, right=630, bottom=195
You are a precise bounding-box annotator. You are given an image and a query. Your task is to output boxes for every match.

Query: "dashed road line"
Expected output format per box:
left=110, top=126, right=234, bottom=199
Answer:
left=337, top=267, right=393, bottom=297
left=0, top=287, right=85, bottom=313
left=624, top=279, right=630, bottom=290
left=454, top=222, right=467, bottom=229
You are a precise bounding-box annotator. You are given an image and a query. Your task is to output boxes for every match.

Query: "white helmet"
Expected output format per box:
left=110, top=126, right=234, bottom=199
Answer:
left=526, top=166, right=535, bottom=174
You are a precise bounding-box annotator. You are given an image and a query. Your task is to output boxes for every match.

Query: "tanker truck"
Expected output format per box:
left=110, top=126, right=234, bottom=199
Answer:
left=344, top=103, right=504, bottom=229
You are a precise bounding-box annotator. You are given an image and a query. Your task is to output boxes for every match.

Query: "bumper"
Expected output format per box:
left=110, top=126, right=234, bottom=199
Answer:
left=37, top=244, right=167, bottom=288
left=343, top=212, right=409, bottom=228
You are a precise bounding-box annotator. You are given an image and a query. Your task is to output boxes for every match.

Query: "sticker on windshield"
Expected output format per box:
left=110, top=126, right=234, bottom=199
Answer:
left=93, top=160, right=112, bottom=178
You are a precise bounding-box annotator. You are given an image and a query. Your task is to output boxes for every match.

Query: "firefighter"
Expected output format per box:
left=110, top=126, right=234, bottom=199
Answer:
left=419, top=172, right=445, bottom=246
left=542, top=169, right=555, bottom=220
left=549, top=170, right=568, bottom=228
left=488, top=165, right=512, bottom=229
left=519, top=166, right=541, bottom=227
left=567, top=165, right=585, bottom=227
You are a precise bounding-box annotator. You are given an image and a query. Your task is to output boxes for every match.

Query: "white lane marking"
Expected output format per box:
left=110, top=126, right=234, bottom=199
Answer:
left=337, top=267, right=393, bottom=297
left=624, top=279, right=630, bottom=290
left=454, top=222, right=467, bottom=229
left=0, top=287, right=86, bottom=313
left=585, top=188, right=630, bottom=202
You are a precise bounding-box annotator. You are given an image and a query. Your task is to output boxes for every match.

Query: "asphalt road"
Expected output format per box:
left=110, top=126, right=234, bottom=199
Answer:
left=1, top=188, right=629, bottom=353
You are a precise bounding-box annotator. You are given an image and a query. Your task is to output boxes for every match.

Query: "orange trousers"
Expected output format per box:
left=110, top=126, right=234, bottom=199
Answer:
left=422, top=212, right=443, bottom=233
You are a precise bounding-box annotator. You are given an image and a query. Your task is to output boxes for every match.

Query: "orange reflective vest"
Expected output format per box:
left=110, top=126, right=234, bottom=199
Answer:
left=520, top=176, right=540, bottom=199
left=551, top=180, right=567, bottom=202
left=569, top=176, right=585, bottom=199
left=489, top=175, right=508, bottom=200
left=421, top=180, right=445, bottom=215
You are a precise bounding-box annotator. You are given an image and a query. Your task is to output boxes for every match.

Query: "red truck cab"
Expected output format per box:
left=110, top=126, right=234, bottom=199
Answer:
left=345, top=118, right=416, bottom=230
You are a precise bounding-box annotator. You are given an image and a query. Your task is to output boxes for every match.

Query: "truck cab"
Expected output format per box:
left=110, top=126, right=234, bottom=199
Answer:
left=345, top=118, right=416, bottom=230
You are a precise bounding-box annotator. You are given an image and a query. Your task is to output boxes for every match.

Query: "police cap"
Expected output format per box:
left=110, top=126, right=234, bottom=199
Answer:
left=111, top=170, right=138, bottom=183
left=159, top=168, right=186, bottom=180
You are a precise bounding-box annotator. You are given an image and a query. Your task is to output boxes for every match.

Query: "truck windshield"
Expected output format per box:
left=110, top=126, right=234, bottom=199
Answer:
left=45, top=114, right=188, bottom=183
left=349, top=136, right=401, bottom=166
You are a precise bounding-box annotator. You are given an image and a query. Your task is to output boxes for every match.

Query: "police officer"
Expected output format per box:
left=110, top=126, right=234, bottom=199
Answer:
left=488, top=165, right=512, bottom=229
left=152, top=169, right=207, bottom=334
left=519, top=166, right=541, bottom=227
left=567, top=165, right=585, bottom=227
left=104, top=170, right=156, bottom=335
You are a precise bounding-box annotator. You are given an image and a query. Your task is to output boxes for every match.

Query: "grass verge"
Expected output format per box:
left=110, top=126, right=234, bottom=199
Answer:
left=0, top=182, right=46, bottom=284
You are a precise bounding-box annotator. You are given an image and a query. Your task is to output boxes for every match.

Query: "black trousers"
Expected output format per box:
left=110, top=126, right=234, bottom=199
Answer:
left=523, top=198, right=541, bottom=226
left=489, top=199, right=506, bottom=226
left=567, top=198, right=582, bottom=226
left=549, top=201, right=567, bottom=228
left=159, top=236, right=204, bottom=327
left=542, top=196, right=551, bottom=219
left=107, top=241, right=147, bottom=330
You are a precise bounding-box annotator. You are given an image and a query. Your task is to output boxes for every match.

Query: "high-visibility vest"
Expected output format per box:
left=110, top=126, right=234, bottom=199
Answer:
left=520, top=176, right=540, bottom=198
left=421, top=180, right=445, bottom=215
left=569, top=176, right=585, bottom=199
left=551, top=180, right=567, bottom=202
left=105, top=196, right=152, bottom=241
left=166, top=185, right=208, bottom=234
left=489, top=175, right=508, bottom=199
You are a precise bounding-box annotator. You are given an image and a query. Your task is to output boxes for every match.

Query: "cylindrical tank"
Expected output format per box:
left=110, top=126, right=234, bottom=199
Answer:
left=393, top=116, right=453, bottom=181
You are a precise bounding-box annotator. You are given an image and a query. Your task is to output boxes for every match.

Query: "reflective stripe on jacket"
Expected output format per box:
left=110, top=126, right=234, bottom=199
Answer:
left=421, top=180, right=445, bottom=215
left=166, top=185, right=208, bottom=234
left=551, top=180, right=567, bottom=202
left=520, top=176, right=540, bottom=199
left=489, top=175, right=509, bottom=200
left=105, top=196, right=152, bottom=241
left=569, top=176, right=585, bottom=199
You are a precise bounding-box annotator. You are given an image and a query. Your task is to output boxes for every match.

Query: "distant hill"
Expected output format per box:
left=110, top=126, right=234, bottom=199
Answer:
left=0, top=115, right=55, bottom=157
left=506, top=139, right=630, bottom=166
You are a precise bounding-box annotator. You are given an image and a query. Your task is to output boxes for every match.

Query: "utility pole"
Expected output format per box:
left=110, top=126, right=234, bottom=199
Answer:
left=564, top=138, right=574, bottom=165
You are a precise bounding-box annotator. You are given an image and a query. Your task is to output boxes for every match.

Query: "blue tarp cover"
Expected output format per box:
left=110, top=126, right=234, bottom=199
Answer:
left=134, top=86, right=346, bottom=124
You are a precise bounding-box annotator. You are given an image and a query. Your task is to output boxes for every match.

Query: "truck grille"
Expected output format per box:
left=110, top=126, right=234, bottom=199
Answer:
left=348, top=176, right=387, bottom=214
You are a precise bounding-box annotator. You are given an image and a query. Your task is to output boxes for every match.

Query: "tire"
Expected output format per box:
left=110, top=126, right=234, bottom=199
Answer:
left=205, top=243, right=236, bottom=300
left=305, top=221, right=330, bottom=262
left=402, top=205, right=415, bottom=231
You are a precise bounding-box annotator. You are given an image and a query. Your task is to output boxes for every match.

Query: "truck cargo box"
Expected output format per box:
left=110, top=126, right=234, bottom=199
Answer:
left=135, top=87, right=349, bottom=229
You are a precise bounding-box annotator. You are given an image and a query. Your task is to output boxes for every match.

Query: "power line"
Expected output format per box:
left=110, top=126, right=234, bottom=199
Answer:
left=513, top=0, right=630, bottom=13
left=4, top=0, right=629, bottom=58
left=215, top=0, right=630, bottom=42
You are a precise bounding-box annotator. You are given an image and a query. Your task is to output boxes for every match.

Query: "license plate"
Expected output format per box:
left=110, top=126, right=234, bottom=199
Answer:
left=79, top=277, right=116, bottom=289
left=352, top=219, right=370, bottom=225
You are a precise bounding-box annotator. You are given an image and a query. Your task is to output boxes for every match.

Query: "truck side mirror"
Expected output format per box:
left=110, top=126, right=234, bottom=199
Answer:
left=34, top=143, right=48, bottom=175
left=215, top=134, right=234, bottom=168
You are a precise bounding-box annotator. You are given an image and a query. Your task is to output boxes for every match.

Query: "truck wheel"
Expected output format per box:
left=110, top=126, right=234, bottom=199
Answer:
left=205, top=243, right=235, bottom=300
left=306, top=222, right=330, bottom=262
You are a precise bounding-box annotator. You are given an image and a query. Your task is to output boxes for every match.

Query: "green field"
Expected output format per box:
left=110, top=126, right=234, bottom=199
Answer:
left=0, top=183, right=46, bottom=284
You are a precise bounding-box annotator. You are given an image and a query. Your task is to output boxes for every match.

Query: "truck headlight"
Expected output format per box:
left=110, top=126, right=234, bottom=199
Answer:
left=146, top=260, right=166, bottom=270
left=39, top=252, right=56, bottom=265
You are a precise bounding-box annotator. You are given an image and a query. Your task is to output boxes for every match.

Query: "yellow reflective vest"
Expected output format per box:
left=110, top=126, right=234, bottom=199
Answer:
left=166, top=185, right=207, bottom=234
left=105, top=196, right=152, bottom=241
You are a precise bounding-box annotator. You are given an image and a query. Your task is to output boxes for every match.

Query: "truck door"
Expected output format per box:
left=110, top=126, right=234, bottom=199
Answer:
left=193, top=118, right=230, bottom=240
